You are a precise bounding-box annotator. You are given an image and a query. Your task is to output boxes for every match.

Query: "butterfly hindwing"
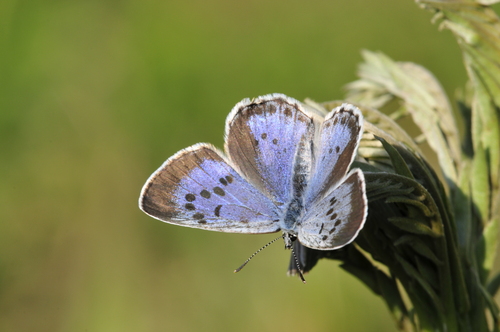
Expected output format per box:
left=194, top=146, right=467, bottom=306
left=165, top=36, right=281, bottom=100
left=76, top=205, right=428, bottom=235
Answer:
left=225, top=94, right=315, bottom=206
left=139, top=143, right=280, bottom=233
left=298, top=169, right=367, bottom=250
left=306, top=104, right=363, bottom=205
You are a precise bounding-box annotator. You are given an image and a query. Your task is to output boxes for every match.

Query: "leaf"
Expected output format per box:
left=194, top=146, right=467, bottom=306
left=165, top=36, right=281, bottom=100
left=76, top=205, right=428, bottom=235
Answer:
left=385, top=196, right=433, bottom=217
left=452, top=160, right=473, bottom=252
left=415, top=256, right=439, bottom=291
left=345, top=50, right=460, bottom=186
left=394, top=235, right=443, bottom=266
left=471, top=71, right=499, bottom=218
left=481, top=216, right=499, bottom=275
left=478, top=283, right=500, bottom=325
left=395, top=254, right=445, bottom=320
left=418, top=0, right=500, bottom=226
left=375, top=136, right=414, bottom=179
left=388, top=217, right=442, bottom=238
left=487, top=272, right=500, bottom=296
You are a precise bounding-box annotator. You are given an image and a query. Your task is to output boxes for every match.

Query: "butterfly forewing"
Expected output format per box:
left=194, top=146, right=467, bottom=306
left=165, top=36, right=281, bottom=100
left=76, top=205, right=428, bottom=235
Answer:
left=225, top=94, right=315, bottom=206
left=298, top=169, right=367, bottom=250
left=305, top=104, right=363, bottom=205
left=139, top=143, right=280, bottom=233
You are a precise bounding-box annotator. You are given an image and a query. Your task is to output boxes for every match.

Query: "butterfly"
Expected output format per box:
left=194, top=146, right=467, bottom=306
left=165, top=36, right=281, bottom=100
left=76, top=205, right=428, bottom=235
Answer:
left=139, top=94, right=367, bottom=279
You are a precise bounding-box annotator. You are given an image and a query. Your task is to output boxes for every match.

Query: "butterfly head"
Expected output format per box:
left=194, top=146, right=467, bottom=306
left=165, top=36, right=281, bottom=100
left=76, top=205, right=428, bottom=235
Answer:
left=283, top=231, right=297, bottom=250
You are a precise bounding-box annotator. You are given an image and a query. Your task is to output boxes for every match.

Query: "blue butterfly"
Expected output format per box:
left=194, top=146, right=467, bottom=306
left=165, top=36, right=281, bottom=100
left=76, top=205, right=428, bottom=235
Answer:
left=139, top=94, right=367, bottom=278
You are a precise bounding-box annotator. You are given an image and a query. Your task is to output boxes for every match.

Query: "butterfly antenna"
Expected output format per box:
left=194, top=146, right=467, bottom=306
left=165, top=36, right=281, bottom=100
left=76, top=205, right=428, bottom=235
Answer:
left=291, top=245, right=306, bottom=284
left=234, top=235, right=283, bottom=273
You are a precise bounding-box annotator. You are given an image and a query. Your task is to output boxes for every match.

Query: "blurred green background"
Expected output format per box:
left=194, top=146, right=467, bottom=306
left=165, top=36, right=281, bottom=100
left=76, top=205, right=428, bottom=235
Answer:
left=0, top=0, right=483, bottom=331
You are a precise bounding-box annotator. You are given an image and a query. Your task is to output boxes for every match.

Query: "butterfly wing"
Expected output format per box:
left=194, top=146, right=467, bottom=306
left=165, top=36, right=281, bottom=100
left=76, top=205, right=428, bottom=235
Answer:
left=305, top=103, right=363, bottom=205
left=225, top=94, right=315, bottom=206
left=139, top=143, right=280, bottom=233
left=298, top=169, right=367, bottom=250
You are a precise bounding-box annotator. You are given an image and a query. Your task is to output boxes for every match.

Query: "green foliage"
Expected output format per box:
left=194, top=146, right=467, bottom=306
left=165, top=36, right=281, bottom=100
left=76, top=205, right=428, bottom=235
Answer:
left=298, top=1, right=500, bottom=330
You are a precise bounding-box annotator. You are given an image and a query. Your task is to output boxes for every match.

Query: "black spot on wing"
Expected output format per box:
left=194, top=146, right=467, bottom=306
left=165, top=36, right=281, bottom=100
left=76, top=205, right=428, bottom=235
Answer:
left=193, top=213, right=205, bottom=220
left=214, top=205, right=222, bottom=217
left=213, top=187, right=225, bottom=196
left=185, top=194, right=196, bottom=202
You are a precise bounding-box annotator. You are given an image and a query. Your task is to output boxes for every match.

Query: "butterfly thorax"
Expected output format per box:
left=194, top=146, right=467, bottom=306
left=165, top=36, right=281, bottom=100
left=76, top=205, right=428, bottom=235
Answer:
left=280, top=197, right=303, bottom=249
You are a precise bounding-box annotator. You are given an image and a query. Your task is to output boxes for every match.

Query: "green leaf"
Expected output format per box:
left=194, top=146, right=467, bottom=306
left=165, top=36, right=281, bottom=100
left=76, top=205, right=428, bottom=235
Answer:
left=481, top=216, right=499, bottom=275
left=388, top=217, right=442, bottom=238
left=487, top=272, right=500, bottom=297
left=415, top=256, right=439, bottom=291
left=375, top=136, right=414, bottom=179
left=452, top=161, right=473, bottom=253
left=334, top=2, right=500, bottom=329
left=364, top=173, right=416, bottom=202
left=394, top=235, right=444, bottom=266
left=385, top=196, right=433, bottom=217
left=418, top=0, right=500, bottom=226
left=478, top=283, right=500, bottom=326
left=395, top=254, right=446, bottom=322
left=345, top=50, right=460, bottom=186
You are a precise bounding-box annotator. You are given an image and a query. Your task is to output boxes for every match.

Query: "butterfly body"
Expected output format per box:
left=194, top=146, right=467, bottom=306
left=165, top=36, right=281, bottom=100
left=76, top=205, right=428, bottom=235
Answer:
left=140, top=94, right=367, bottom=251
